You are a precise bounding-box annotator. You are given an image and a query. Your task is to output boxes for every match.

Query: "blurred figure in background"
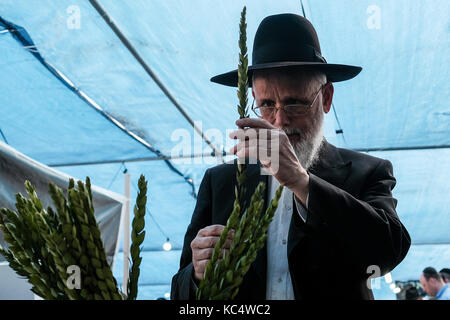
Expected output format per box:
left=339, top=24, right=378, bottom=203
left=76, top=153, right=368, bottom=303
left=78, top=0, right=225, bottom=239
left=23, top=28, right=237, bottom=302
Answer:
left=419, top=267, right=450, bottom=300
left=404, top=285, right=422, bottom=300
left=439, top=268, right=450, bottom=284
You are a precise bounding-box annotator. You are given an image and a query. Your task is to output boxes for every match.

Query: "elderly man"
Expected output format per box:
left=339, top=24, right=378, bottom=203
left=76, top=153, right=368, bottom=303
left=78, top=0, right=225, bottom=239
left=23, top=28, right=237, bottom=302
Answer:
left=171, top=13, right=410, bottom=300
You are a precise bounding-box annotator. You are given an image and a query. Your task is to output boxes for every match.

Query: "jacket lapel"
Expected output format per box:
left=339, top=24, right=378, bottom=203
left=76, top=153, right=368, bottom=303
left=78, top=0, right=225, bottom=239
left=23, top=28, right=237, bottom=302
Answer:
left=308, top=141, right=352, bottom=189
left=238, top=141, right=353, bottom=290
left=287, top=141, right=352, bottom=257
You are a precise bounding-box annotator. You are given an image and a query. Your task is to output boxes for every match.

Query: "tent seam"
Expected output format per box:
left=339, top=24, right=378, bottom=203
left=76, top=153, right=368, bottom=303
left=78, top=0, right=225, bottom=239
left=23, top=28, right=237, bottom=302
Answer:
left=0, top=15, right=198, bottom=198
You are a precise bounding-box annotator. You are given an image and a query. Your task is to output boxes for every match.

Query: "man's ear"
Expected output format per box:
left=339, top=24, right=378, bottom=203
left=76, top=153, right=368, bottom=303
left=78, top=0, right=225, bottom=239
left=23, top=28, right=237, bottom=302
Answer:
left=322, top=83, right=334, bottom=114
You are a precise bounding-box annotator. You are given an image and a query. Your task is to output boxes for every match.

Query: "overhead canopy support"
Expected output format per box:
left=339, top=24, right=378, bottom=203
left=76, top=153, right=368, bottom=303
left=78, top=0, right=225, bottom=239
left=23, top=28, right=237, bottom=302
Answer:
left=0, top=15, right=199, bottom=198
left=88, top=0, right=224, bottom=163
left=356, top=145, right=450, bottom=153
left=48, top=152, right=225, bottom=167
left=48, top=144, right=450, bottom=167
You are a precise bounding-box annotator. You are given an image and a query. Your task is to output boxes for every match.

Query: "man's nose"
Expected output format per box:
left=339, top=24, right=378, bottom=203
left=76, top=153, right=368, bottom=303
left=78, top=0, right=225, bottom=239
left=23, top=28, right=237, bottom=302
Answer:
left=273, top=105, right=290, bottom=128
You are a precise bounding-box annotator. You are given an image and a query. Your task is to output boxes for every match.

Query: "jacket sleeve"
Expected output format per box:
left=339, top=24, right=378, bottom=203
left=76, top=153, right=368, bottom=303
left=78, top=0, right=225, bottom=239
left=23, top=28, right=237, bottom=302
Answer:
left=171, top=168, right=212, bottom=300
left=306, top=159, right=411, bottom=276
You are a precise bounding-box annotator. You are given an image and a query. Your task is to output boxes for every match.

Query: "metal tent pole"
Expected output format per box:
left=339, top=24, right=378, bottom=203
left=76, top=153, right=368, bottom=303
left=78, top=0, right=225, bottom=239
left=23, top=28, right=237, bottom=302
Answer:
left=88, top=0, right=224, bottom=163
left=122, top=173, right=131, bottom=295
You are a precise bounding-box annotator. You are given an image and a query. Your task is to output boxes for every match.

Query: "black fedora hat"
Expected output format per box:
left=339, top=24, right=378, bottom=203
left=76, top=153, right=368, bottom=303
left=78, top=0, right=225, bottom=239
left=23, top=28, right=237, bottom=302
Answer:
left=211, top=13, right=362, bottom=87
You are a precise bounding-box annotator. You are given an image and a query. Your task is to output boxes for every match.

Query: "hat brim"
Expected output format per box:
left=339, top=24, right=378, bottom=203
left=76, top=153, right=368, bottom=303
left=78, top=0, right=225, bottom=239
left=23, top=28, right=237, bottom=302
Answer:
left=210, top=62, right=362, bottom=87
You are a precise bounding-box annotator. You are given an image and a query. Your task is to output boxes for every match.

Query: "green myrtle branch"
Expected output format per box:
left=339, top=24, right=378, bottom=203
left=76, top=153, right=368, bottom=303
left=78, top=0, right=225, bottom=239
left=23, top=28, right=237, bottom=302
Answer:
left=0, top=176, right=148, bottom=300
left=127, top=174, right=147, bottom=300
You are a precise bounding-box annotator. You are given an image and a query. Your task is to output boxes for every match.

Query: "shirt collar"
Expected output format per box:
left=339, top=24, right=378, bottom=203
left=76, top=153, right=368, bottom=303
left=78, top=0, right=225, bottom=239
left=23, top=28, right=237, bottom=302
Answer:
left=436, top=284, right=449, bottom=299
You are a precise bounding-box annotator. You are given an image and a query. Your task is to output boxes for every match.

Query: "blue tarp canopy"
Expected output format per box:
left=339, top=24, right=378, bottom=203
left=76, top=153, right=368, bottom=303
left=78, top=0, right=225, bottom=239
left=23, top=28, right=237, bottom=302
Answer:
left=0, top=0, right=448, bottom=299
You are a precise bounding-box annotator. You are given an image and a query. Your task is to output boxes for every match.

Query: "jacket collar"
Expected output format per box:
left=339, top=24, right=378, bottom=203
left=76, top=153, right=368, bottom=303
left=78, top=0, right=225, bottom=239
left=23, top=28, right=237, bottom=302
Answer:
left=240, top=141, right=353, bottom=282
left=309, top=140, right=352, bottom=179
left=287, top=140, right=352, bottom=257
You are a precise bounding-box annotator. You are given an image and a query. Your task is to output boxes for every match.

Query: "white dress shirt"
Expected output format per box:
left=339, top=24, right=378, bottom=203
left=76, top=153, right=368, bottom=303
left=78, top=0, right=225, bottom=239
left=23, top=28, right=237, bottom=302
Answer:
left=266, top=175, right=308, bottom=300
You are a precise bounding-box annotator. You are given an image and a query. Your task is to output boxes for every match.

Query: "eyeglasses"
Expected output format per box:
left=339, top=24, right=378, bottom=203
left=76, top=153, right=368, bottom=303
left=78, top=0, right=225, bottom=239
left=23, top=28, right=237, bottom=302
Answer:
left=251, top=83, right=328, bottom=119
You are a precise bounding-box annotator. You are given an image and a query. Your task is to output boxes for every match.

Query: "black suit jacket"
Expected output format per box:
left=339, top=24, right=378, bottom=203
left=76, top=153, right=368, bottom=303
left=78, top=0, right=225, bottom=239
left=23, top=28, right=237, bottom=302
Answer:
left=171, top=141, right=411, bottom=300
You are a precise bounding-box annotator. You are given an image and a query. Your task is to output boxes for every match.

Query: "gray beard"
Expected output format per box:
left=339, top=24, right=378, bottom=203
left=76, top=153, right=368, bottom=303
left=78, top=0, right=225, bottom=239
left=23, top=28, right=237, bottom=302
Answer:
left=283, top=121, right=324, bottom=171
left=292, top=128, right=324, bottom=170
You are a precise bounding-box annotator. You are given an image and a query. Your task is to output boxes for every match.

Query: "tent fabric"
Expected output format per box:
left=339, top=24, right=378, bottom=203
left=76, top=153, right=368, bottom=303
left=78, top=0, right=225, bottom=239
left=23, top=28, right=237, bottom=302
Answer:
left=0, top=261, right=35, bottom=299
left=0, top=0, right=448, bottom=299
left=0, top=141, right=124, bottom=265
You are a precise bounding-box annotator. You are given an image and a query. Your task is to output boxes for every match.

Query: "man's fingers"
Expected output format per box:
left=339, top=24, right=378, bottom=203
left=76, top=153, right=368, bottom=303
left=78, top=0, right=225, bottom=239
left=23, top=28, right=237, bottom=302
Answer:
left=229, top=140, right=249, bottom=155
left=235, top=118, right=276, bottom=129
left=193, top=259, right=209, bottom=280
left=229, top=128, right=280, bottom=141
left=229, top=128, right=260, bottom=142
left=235, top=146, right=255, bottom=160
left=191, top=234, right=235, bottom=250
left=191, top=224, right=236, bottom=280
left=228, top=138, right=272, bottom=156
left=193, top=246, right=232, bottom=261
left=193, top=249, right=229, bottom=281
left=193, top=248, right=214, bottom=261
left=191, top=236, right=221, bottom=249
left=235, top=145, right=270, bottom=161
left=197, top=224, right=225, bottom=237
left=196, top=225, right=235, bottom=238
left=193, top=248, right=231, bottom=281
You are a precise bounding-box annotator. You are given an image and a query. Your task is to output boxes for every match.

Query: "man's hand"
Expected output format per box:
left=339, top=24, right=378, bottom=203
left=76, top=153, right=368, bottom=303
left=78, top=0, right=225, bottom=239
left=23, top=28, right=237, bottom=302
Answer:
left=228, top=118, right=310, bottom=204
left=190, top=225, right=234, bottom=281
